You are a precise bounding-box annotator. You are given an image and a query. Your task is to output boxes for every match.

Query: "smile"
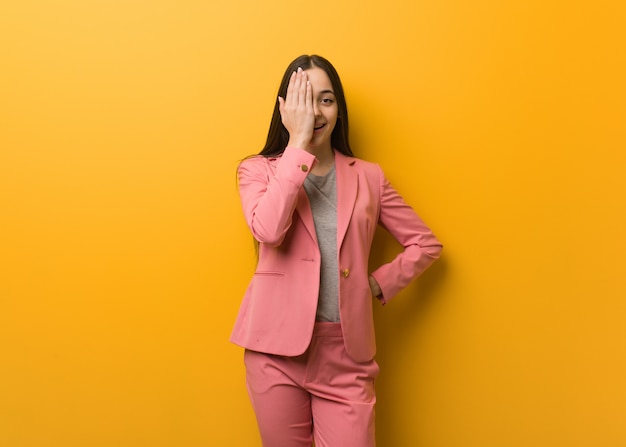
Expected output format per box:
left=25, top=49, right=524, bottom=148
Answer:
left=314, top=124, right=326, bottom=130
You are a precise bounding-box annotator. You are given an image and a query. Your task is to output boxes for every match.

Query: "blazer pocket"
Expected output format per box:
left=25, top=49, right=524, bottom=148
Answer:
left=253, top=271, right=285, bottom=277
left=248, top=271, right=287, bottom=315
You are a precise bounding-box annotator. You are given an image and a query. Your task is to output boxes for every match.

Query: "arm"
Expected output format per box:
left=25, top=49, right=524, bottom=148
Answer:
left=369, top=165, right=443, bottom=303
left=238, top=148, right=316, bottom=246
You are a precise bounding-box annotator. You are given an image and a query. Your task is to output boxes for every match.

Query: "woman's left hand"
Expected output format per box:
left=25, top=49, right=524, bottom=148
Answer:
left=368, top=275, right=382, bottom=298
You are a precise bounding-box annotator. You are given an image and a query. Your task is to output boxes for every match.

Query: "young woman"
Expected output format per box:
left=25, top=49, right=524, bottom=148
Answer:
left=231, top=54, right=443, bottom=447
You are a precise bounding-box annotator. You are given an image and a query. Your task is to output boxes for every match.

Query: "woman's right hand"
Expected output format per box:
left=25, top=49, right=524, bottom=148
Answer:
left=278, top=67, right=315, bottom=150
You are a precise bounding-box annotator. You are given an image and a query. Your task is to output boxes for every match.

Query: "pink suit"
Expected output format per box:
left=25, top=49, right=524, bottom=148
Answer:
left=231, top=147, right=442, bottom=446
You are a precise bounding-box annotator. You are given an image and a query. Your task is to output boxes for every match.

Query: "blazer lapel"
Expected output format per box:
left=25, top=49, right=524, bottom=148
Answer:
left=335, top=151, right=358, bottom=250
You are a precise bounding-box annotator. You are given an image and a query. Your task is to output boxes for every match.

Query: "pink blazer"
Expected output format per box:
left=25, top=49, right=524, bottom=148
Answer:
left=230, top=147, right=442, bottom=362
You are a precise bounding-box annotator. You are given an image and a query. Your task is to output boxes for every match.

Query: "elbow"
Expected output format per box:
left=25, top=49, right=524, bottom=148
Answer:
left=423, top=240, right=443, bottom=261
left=432, top=242, right=444, bottom=259
left=247, top=212, right=292, bottom=247
left=250, top=226, right=287, bottom=248
left=254, top=235, right=284, bottom=248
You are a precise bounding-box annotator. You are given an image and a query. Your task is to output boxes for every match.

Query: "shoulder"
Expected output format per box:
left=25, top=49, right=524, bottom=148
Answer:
left=238, top=154, right=280, bottom=174
left=239, top=154, right=278, bottom=167
left=237, top=156, right=277, bottom=187
left=240, top=147, right=315, bottom=169
left=354, top=157, right=381, bottom=172
left=336, top=151, right=383, bottom=178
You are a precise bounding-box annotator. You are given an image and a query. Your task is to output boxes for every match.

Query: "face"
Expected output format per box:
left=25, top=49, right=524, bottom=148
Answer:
left=305, top=67, right=338, bottom=151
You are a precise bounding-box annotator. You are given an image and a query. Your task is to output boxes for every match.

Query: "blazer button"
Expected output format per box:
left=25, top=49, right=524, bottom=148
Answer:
left=342, top=268, right=350, bottom=278
left=300, top=164, right=309, bottom=172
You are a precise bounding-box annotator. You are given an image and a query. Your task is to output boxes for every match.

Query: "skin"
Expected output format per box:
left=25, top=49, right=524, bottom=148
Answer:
left=278, top=67, right=337, bottom=176
left=278, top=66, right=384, bottom=299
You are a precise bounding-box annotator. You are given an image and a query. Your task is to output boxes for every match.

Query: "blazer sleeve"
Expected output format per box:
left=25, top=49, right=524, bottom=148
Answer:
left=238, top=147, right=316, bottom=246
left=369, top=164, right=443, bottom=303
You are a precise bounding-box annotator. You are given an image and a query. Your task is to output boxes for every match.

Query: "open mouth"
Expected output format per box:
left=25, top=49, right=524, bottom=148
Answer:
left=314, top=124, right=326, bottom=131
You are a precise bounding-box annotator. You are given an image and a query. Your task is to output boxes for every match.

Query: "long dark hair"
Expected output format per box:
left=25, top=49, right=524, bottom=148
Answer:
left=259, top=55, right=353, bottom=157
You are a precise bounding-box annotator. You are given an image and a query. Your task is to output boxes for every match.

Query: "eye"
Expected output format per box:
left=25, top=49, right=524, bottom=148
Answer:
left=320, top=97, right=335, bottom=105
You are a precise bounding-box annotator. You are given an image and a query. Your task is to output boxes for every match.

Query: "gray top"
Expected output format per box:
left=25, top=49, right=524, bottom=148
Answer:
left=303, top=165, right=339, bottom=322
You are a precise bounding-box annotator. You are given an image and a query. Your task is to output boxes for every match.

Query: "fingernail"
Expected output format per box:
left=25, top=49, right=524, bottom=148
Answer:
left=297, top=67, right=302, bottom=72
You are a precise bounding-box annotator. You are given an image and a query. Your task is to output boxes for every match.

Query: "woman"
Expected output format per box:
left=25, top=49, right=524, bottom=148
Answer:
left=231, top=54, right=443, bottom=447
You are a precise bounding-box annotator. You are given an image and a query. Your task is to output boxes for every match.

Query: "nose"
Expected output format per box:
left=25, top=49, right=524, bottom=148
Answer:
left=313, top=102, right=322, bottom=117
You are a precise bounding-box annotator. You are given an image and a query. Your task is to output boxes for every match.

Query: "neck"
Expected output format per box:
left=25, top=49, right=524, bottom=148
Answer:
left=309, top=146, right=335, bottom=176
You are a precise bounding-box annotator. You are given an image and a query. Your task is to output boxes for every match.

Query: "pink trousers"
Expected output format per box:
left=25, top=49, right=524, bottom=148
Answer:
left=244, top=322, right=379, bottom=447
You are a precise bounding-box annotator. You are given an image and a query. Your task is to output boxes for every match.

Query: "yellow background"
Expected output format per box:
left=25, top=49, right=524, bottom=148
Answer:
left=1, top=0, right=624, bottom=445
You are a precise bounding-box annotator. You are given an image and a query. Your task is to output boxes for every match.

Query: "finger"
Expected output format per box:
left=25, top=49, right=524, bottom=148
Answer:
left=291, top=68, right=302, bottom=106
left=285, top=70, right=297, bottom=106
left=305, top=79, right=312, bottom=110
left=297, top=69, right=307, bottom=106
left=278, top=96, right=288, bottom=126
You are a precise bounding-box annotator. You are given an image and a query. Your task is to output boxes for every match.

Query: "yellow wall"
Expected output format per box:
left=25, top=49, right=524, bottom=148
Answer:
left=1, top=1, right=624, bottom=445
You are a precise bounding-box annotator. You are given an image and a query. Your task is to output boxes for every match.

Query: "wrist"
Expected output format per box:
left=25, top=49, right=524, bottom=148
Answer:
left=287, top=137, right=311, bottom=150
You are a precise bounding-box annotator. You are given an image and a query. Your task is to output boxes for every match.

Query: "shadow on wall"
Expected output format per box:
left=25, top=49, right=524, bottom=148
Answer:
left=369, top=225, right=449, bottom=445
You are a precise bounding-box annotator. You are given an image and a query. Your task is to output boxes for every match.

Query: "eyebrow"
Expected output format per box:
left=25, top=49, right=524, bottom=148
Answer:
left=318, top=89, right=336, bottom=96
